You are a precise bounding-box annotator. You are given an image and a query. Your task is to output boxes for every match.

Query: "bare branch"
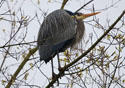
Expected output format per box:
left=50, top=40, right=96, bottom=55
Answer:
left=60, top=0, right=69, bottom=9
left=75, top=0, right=94, bottom=13
left=5, top=47, right=38, bottom=88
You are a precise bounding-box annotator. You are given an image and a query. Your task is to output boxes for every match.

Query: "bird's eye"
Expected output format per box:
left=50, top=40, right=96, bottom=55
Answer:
left=76, top=13, right=82, bottom=16
left=77, top=14, right=81, bottom=16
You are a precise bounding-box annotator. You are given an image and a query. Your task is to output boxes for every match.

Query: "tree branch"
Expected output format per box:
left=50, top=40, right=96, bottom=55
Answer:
left=60, top=0, right=69, bottom=9
left=5, top=47, right=38, bottom=88
left=75, top=0, right=94, bottom=13
left=0, top=41, right=37, bottom=48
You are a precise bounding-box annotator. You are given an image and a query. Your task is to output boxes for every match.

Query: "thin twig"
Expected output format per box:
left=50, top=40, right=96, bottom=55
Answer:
left=75, top=0, right=94, bottom=13
left=0, top=41, right=37, bottom=48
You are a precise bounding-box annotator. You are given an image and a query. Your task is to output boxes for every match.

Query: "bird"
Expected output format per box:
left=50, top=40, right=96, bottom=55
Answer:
left=37, top=9, right=100, bottom=78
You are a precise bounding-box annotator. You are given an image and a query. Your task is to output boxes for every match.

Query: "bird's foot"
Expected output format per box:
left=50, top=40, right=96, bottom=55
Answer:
left=58, top=67, right=63, bottom=72
left=58, top=67, right=65, bottom=79
left=52, top=72, right=59, bottom=86
left=52, top=72, right=57, bottom=79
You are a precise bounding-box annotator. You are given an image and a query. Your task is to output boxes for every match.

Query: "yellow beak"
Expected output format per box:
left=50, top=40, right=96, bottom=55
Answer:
left=75, top=12, right=100, bottom=20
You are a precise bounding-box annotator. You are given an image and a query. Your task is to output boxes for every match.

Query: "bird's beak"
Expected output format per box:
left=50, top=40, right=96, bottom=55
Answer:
left=75, top=12, right=100, bottom=20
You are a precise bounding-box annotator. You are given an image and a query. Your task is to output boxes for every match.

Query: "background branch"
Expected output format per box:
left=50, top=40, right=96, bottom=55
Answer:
left=75, top=0, right=94, bottom=13
left=60, top=0, right=69, bottom=9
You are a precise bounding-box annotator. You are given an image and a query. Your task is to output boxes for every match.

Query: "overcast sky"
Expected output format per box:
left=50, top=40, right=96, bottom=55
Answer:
left=0, top=0, right=125, bottom=88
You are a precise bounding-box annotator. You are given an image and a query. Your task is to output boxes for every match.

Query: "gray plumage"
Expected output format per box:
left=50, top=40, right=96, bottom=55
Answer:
left=37, top=9, right=85, bottom=63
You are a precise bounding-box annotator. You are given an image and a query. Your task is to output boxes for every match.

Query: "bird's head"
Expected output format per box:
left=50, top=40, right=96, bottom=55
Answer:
left=66, top=10, right=100, bottom=20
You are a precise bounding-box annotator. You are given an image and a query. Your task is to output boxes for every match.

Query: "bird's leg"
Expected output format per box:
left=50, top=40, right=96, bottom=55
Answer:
left=57, top=51, right=62, bottom=71
left=51, top=59, right=59, bottom=86
left=57, top=52, right=64, bottom=79
left=51, top=59, right=56, bottom=79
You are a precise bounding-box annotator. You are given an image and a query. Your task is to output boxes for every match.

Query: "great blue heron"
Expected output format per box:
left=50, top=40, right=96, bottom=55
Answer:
left=37, top=9, right=100, bottom=78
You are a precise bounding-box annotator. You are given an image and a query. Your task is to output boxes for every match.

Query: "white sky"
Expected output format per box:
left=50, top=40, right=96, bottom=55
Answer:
left=0, top=0, right=125, bottom=88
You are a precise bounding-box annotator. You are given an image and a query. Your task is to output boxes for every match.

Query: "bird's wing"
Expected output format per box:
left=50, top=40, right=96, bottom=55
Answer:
left=37, top=9, right=76, bottom=46
left=37, top=9, right=77, bottom=62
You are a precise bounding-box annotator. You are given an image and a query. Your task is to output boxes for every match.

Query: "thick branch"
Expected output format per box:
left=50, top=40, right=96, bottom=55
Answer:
left=5, top=47, right=38, bottom=88
left=46, top=10, right=125, bottom=88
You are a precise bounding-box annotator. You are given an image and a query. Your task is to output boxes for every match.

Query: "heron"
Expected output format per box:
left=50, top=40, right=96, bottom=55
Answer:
left=37, top=9, right=100, bottom=78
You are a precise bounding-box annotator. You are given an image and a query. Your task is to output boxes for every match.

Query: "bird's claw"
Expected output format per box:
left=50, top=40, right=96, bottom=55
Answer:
left=58, top=67, right=63, bottom=72
left=52, top=73, right=60, bottom=86
left=52, top=72, right=57, bottom=79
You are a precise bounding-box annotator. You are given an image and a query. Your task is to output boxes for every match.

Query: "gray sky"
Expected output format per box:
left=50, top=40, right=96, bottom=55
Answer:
left=0, top=0, right=125, bottom=88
